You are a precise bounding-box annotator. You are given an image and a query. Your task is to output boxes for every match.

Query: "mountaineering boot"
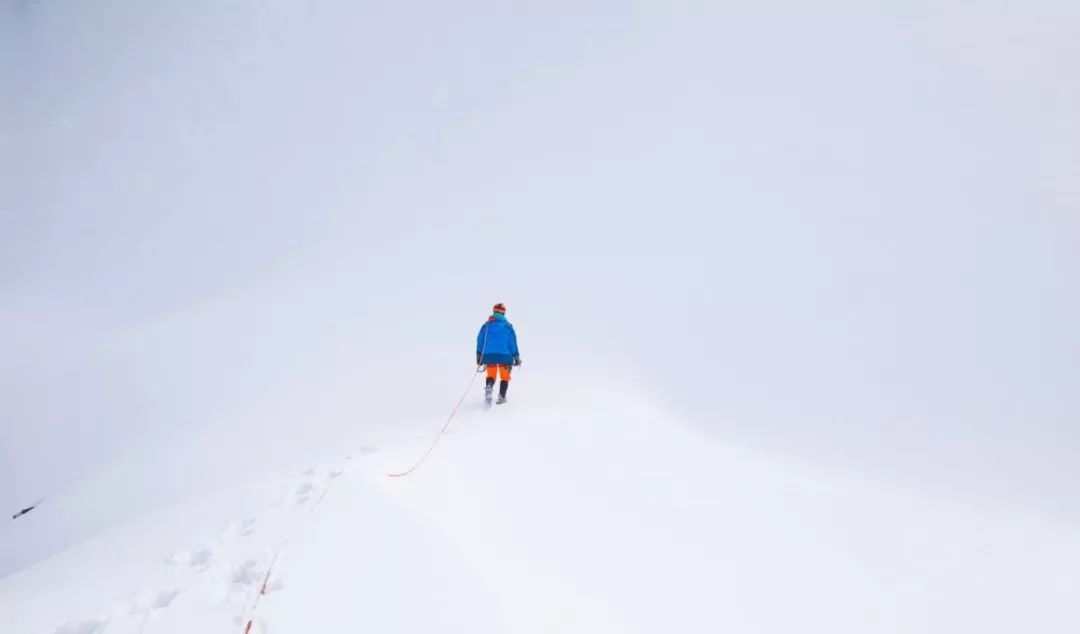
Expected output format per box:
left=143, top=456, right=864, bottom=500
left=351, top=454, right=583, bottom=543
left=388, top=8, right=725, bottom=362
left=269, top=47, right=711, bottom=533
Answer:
left=484, top=377, right=495, bottom=407
left=496, top=380, right=509, bottom=405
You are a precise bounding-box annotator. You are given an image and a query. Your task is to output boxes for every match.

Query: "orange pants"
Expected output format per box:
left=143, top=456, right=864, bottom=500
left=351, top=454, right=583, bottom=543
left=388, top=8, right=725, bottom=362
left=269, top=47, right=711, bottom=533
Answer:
left=486, top=364, right=512, bottom=381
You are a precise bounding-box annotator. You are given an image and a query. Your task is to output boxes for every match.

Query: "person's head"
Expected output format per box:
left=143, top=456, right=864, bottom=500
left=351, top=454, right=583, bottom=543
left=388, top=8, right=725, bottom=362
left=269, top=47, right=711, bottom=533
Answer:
left=492, top=303, right=506, bottom=316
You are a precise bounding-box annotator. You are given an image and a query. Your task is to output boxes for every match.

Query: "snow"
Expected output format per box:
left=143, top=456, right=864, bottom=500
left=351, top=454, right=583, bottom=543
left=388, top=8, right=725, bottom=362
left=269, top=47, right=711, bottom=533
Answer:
left=2, top=385, right=1078, bottom=634
left=4, top=0, right=1080, bottom=631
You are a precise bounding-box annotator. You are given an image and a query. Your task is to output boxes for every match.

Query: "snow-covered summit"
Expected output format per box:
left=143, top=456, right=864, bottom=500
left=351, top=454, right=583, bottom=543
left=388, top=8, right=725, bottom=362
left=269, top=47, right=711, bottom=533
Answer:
left=3, top=388, right=1077, bottom=633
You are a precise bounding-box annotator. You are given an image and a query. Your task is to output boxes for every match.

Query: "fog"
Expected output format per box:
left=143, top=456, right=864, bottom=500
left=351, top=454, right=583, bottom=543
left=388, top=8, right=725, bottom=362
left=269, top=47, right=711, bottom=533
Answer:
left=2, top=0, right=1078, bottom=574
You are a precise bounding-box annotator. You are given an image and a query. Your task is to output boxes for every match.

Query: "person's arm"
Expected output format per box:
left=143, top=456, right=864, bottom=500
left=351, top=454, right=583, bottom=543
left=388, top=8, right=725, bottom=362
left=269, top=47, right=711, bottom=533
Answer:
left=476, top=323, right=488, bottom=364
left=509, top=324, right=521, bottom=365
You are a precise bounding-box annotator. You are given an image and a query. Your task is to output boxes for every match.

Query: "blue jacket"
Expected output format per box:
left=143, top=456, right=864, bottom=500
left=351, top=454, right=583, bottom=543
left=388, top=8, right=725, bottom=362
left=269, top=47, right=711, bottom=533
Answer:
left=477, top=315, right=519, bottom=365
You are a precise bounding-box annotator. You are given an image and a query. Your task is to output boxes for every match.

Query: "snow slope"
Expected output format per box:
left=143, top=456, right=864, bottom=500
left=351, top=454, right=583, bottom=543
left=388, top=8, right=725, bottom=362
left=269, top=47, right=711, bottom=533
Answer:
left=3, top=384, right=1078, bottom=634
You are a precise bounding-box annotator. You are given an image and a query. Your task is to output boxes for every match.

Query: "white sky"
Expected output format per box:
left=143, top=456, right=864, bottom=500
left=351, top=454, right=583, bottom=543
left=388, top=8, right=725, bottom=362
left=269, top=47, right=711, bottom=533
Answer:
left=2, top=0, right=1078, bottom=572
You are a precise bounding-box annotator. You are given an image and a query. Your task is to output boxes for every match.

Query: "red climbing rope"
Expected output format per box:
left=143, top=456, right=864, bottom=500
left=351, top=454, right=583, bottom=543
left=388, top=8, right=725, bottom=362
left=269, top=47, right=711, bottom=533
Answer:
left=242, top=325, right=491, bottom=631
left=241, top=473, right=338, bottom=634
left=386, top=325, right=490, bottom=478
left=385, top=365, right=483, bottom=478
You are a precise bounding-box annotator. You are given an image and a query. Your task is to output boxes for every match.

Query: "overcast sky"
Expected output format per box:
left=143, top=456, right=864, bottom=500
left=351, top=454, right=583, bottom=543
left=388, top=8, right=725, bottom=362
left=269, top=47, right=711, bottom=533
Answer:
left=2, top=0, right=1078, bottom=573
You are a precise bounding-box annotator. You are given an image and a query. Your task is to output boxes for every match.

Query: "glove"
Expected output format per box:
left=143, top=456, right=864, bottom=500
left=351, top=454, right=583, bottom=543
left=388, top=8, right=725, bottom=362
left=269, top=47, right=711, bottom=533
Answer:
left=476, top=353, right=482, bottom=365
left=513, top=356, right=521, bottom=367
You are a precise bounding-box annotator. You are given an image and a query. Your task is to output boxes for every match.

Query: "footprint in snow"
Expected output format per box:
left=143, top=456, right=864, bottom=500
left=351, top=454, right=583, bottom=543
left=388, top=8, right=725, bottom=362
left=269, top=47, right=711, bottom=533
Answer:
left=220, top=517, right=257, bottom=540
left=54, top=619, right=108, bottom=634
left=264, top=578, right=285, bottom=595
left=239, top=518, right=256, bottom=537
left=166, top=545, right=213, bottom=569
left=127, top=588, right=181, bottom=616
left=293, top=482, right=315, bottom=505
left=230, top=559, right=261, bottom=587
left=187, top=546, right=213, bottom=568
left=152, top=589, right=180, bottom=609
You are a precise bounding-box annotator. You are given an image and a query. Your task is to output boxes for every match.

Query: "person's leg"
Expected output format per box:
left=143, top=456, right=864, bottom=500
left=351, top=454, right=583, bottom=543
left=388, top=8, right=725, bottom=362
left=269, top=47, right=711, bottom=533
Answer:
left=497, top=365, right=511, bottom=403
left=485, top=365, right=497, bottom=402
